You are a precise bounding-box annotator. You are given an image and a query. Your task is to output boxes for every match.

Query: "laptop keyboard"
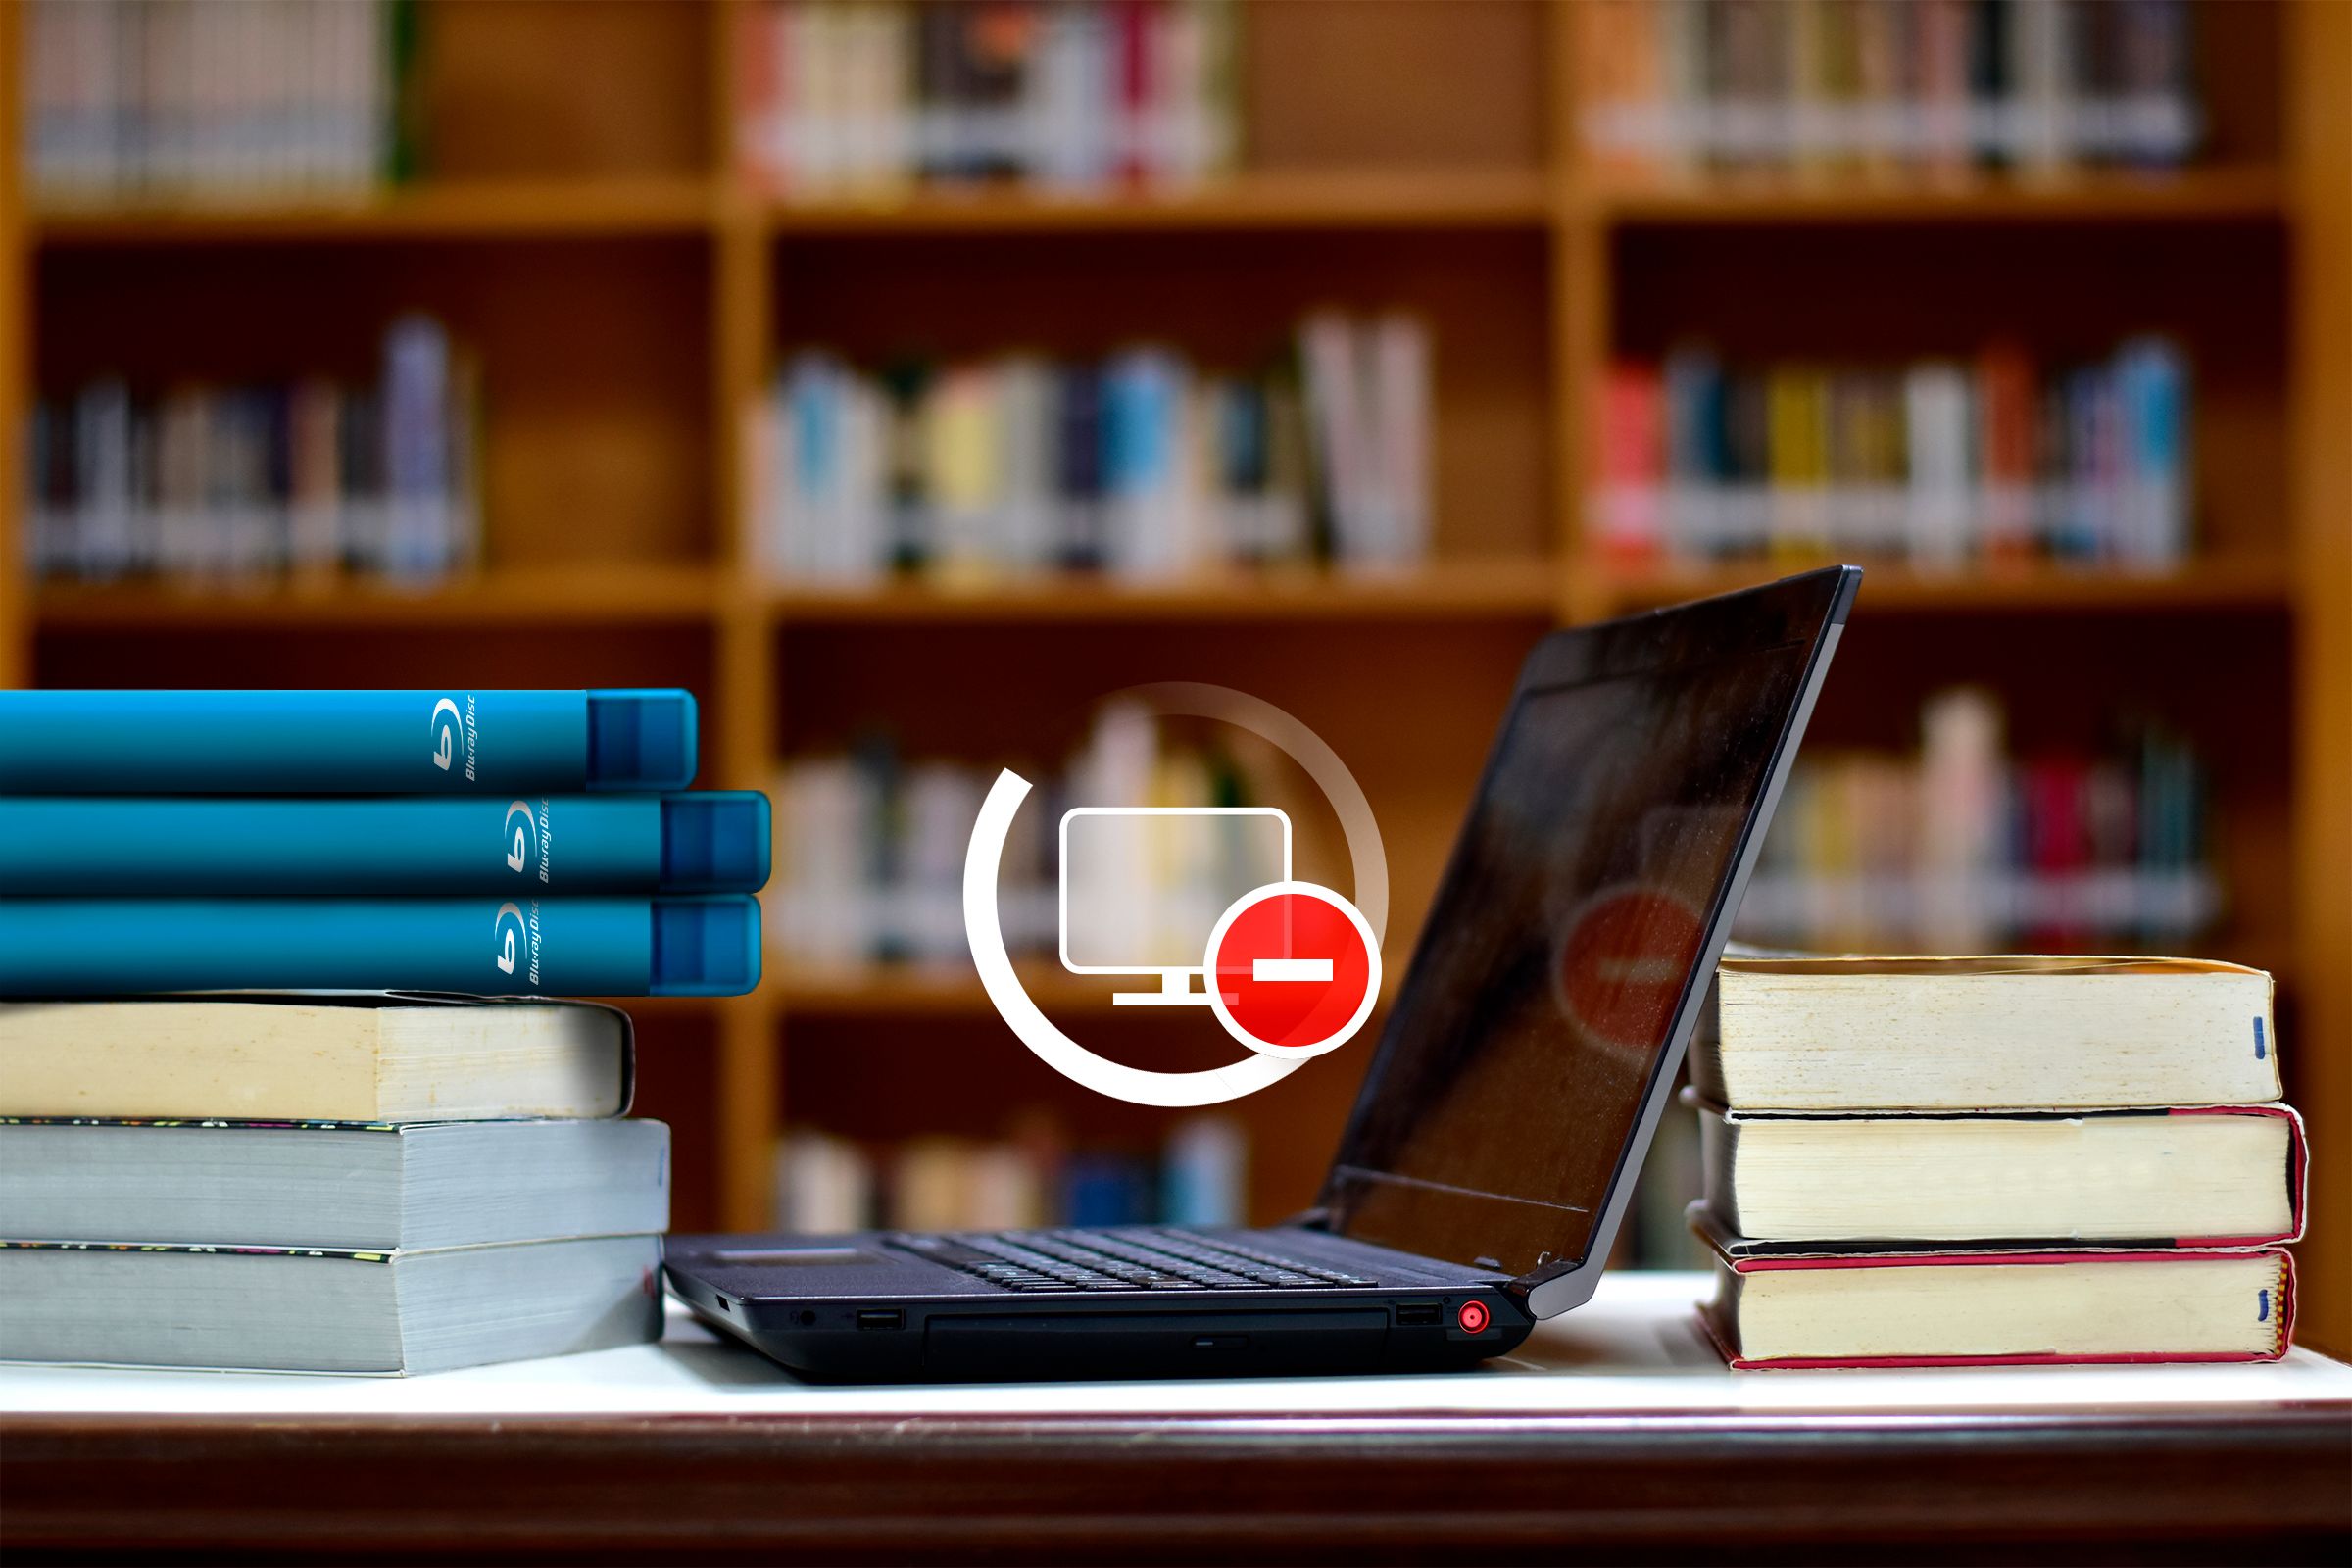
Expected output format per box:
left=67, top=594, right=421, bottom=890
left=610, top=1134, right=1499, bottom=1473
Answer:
left=888, top=1227, right=1379, bottom=1293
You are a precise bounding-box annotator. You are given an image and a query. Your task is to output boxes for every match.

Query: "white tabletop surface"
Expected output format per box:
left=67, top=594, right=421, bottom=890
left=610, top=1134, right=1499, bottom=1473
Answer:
left=6, top=1271, right=2349, bottom=1419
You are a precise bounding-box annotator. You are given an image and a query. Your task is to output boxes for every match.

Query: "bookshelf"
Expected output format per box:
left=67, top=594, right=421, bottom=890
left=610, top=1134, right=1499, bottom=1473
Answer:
left=0, top=1, right=2344, bottom=1349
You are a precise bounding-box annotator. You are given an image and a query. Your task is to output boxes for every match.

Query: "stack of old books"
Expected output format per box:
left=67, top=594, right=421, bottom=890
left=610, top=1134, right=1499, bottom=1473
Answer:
left=0, top=996, right=671, bottom=1375
left=0, top=688, right=765, bottom=1375
left=1690, top=955, right=2303, bottom=1369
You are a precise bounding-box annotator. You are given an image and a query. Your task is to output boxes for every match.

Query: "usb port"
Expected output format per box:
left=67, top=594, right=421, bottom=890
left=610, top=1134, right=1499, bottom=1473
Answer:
left=1396, top=1303, right=1441, bottom=1327
left=857, top=1308, right=904, bottom=1332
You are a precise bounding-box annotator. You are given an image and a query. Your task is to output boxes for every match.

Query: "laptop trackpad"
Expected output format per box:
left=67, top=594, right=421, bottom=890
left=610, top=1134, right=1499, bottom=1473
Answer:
left=925, top=1309, right=1387, bottom=1378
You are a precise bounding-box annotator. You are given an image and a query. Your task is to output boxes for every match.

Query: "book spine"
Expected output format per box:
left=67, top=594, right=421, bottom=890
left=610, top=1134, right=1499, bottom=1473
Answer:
left=2169, top=1103, right=2311, bottom=1247
left=738, top=1, right=781, bottom=190
left=0, top=793, right=769, bottom=897
left=0, top=689, right=697, bottom=795
left=1594, top=360, right=1665, bottom=561
left=0, top=895, right=760, bottom=998
left=1114, top=1, right=1153, bottom=186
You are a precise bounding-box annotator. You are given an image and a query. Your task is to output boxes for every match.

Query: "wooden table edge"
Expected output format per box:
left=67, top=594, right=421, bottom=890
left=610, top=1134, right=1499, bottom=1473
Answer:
left=7, top=1404, right=2348, bottom=1560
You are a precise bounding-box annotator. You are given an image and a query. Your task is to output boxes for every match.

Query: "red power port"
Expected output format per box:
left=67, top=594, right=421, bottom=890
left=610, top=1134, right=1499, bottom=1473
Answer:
left=1456, top=1299, right=1491, bottom=1334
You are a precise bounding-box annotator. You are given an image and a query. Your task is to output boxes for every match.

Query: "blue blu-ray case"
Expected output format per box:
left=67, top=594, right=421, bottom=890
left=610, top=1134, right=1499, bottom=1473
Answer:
left=0, top=896, right=760, bottom=998
left=0, top=793, right=769, bottom=896
left=0, top=689, right=697, bottom=794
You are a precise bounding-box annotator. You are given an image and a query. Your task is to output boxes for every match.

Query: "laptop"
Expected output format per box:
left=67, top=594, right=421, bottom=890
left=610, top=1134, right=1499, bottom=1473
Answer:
left=667, top=565, right=1860, bottom=1381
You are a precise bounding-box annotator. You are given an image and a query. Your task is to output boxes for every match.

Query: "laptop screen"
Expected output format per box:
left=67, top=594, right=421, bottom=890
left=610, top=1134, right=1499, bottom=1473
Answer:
left=1319, top=570, right=1849, bottom=1279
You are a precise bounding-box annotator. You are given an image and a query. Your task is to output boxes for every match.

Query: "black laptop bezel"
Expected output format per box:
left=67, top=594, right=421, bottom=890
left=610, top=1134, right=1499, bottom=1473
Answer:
left=1310, top=565, right=1861, bottom=1318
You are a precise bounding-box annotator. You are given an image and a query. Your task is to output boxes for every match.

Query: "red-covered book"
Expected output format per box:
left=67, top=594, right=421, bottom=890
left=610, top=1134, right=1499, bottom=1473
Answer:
left=1593, top=362, right=1665, bottom=562
left=1696, top=1212, right=2297, bottom=1370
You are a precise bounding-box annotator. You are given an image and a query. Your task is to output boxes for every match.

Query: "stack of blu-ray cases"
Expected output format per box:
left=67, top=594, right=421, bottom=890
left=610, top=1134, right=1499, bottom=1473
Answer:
left=0, top=688, right=766, bottom=1373
left=0, top=688, right=764, bottom=995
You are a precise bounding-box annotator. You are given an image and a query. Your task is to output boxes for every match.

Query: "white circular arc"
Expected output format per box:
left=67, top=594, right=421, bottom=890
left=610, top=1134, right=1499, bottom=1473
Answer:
left=963, top=769, right=1307, bottom=1107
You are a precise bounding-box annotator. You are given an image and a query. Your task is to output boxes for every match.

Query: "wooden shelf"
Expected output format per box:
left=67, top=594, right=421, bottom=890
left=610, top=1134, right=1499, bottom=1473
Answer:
left=28, top=162, right=2284, bottom=250
left=762, top=169, right=1554, bottom=233
left=1580, top=166, right=2288, bottom=225
left=1587, top=557, right=2297, bottom=615
left=29, top=169, right=1559, bottom=246
left=31, top=564, right=723, bottom=629
left=30, top=563, right=1565, bottom=631
left=770, top=562, right=1562, bottom=624
left=29, top=178, right=719, bottom=244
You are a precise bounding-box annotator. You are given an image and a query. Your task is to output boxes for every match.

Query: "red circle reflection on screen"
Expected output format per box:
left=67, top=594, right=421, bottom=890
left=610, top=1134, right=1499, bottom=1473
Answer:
left=1555, top=885, right=1707, bottom=1053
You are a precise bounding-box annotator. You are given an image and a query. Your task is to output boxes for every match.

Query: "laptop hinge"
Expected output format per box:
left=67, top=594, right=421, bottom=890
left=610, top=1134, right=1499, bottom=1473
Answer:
left=1507, top=1257, right=1573, bottom=1304
left=1508, top=1257, right=1603, bottom=1319
left=1280, top=1206, right=1335, bottom=1232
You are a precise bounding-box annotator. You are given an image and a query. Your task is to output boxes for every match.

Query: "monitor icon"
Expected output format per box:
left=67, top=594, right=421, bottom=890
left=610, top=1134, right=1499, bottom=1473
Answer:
left=966, top=683, right=1387, bottom=1107
left=1059, top=807, right=1291, bottom=1006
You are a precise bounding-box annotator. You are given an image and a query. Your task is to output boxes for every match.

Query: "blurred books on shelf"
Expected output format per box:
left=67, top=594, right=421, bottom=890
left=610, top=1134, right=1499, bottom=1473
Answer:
left=26, top=315, right=480, bottom=586
left=738, top=0, right=1238, bottom=200
left=24, top=0, right=420, bottom=205
left=756, top=311, right=1430, bottom=587
left=773, top=742, right=998, bottom=968
left=1737, top=686, right=2217, bottom=954
left=1593, top=338, right=2190, bottom=567
left=772, top=696, right=1318, bottom=971
left=772, top=1114, right=1247, bottom=1234
left=1580, top=0, right=2200, bottom=178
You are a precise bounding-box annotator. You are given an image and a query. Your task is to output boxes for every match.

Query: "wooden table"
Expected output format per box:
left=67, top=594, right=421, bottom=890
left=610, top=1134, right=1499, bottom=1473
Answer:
left=6, top=1274, right=2348, bottom=1563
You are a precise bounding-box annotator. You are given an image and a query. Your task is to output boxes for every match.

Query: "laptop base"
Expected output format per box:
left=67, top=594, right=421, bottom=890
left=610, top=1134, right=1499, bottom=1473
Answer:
left=665, top=1226, right=1531, bottom=1383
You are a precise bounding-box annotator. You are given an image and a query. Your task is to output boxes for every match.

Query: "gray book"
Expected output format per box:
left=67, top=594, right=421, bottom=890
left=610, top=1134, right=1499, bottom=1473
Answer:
left=0, top=1237, right=662, bottom=1375
left=0, top=1118, right=668, bottom=1250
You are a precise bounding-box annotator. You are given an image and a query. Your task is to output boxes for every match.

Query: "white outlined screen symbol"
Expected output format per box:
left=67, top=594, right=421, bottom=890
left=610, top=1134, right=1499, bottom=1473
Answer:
left=1059, top=807, right=1290, bottom=1006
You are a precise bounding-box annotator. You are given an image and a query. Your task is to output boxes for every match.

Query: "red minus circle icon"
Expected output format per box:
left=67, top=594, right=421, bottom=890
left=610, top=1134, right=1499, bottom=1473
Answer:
left=1204, top=881, right=1381, bottom=1061
left=1457, top=1300, right=1490, bottom=1334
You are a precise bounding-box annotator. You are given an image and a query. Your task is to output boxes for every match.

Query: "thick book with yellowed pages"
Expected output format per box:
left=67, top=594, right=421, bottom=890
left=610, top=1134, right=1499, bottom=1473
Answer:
left=1691, top=955, right=2278, bottom=1111
left=1691, top=1099, right=2306, bottom=1248
left=0, top=994, right=630, bottom=1122
left=1698, top=1225, right=2295, bottom=1370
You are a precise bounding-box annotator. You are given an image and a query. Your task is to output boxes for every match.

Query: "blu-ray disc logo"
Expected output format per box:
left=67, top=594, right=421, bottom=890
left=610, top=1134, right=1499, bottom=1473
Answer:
left=429, top=695, right=476, bottom=781
left=504, top=800, right=545, bottom=880
left=429, top=700, right=461, bottom=771
left=492, top=900, right=539, bottom=985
